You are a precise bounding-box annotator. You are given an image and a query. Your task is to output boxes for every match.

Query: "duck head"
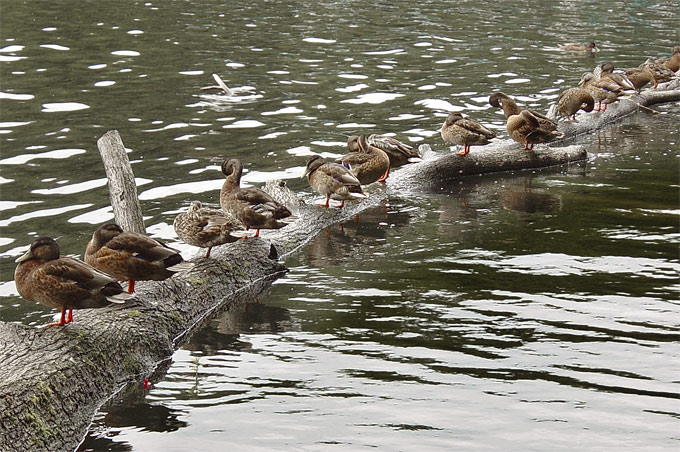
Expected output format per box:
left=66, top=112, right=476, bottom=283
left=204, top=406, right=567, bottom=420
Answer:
left=16, top=237, right=61, bottom=263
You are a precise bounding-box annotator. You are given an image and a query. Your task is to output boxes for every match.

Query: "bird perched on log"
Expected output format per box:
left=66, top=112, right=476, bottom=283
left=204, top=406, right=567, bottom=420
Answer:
left=559, top=41, right=598, bottom=53
left=220, top=158, right=296, bottom=237
left=173, top=201, right=255, bottom=258
left=440, top=112, right=496, bottom=156
left=85, top=223, right=193, bottom=293
left=660, top=46, right=680, bottom=72
left=506, top=110, right=564, bottom=150
left=349, top=134, right=421, bottom=167
left=302, top=155, right=367, bottom=208
left=15, top=236, right=133, bottom=327
left=556, top=88, right=595, bottom=121
left=597, top=62, right=636, bottom=91
left=489, top=92, right=561, bottom=147
left=338, top=135, right=391, bottom=184
left=578, top=72, right=623, bottom=111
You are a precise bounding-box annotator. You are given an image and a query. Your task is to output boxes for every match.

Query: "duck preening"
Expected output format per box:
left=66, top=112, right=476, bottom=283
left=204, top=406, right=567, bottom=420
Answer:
left=220, top=158, right=296, bottom=237
left=489, top=92, right=562, bottom=149
left=85, top=223, right=193, bottom=293
left=302, top=155, right=367, bottom=208
left=556, top=88, right=595, bottom=121
left=15, top=237, right=133, bottom=327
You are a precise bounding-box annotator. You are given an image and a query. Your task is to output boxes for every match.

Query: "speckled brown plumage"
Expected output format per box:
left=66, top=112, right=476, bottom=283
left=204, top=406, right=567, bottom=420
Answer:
left=578, top=72, right=623, bottom=111
left=349, top=134, right=420, bottom=167
left=220, top=158, right=295, bottom=237
left=440, top=112, right=496, bottom=155
left=556, top=88, right=595, bottom=121
left=85, top=223, right=193, bottom=293
left=507, top=110, right=563, bottom=150
left=302, top=155, right=366, bottom=208
left=338, top=135, right=390, bottom=184
left=14, top=236, right=132, bottom=327
left=173, top=201, right=250, bottom=257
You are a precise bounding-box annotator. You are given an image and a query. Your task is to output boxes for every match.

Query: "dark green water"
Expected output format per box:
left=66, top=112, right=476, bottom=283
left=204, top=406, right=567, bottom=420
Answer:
left=1, top=1, right=678, bottom=450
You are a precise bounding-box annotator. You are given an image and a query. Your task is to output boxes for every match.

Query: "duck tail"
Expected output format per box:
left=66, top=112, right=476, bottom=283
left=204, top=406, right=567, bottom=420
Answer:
left=166, top=260, right=194, bottom=273
left=280, top=215, right=298, bottom=225
left=106, top=291, right=135, bottom=304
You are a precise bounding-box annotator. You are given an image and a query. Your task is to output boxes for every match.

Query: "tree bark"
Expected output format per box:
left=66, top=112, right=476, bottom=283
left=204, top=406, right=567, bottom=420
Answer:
left=0, top=80, right=677, bottom=452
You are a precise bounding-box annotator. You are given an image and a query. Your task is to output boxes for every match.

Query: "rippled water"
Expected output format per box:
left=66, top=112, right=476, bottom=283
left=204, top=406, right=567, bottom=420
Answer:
left=1, top=1, right=679, bottom=450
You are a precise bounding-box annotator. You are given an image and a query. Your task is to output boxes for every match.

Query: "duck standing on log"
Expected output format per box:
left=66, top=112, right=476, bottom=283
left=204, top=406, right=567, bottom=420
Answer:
left=578, top=72, right=623, bottom=111
left=489, top=92, right=562, bottom=149
left=597, top=62, right=636, bottom=91
left=338, top=135, right=391, bottom=184
left=173, top=201, right=255, bottom=257
left=351, top=134, right=421, bottom=167
left=556, top=87, right=595, bottom=121
left=85, top=223, right=193, bottom=293
left=660, top=46, right=680, bottom=72
left=220, top=158, right=296, bottom=237
left=302, top=155, right=366, bottom=208
left=440, top=112, right=496, bottom=156
left=15, top=236, right=133, bottom=327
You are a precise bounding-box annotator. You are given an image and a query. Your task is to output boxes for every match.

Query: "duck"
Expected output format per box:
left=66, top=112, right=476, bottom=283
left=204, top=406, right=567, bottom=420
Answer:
left=559, top=41, right=598, bottom=53
left=440, top=112, right=496, bottom=156
left=489, top=92, right=561, bottom=143
left=624, top=64, right=656, bottom=91
left=173, top=201, right=254, bottom=258
left=556, top=87, right=595, bottom=121
left=302, top=155, right=367, bottom=208
left=660, top=46, right=680, bottom=72
left=85, top=223, right=193, bottom=293
left=349, top=134, right=421, bottom=167
left=338, top=135, right=391, bottom=185
left=220, top=158, right=296, bottom=237
left=507, top=110, right=564, bottom=150
left=14, top=236, right=133, bottom=327
left=597, top=62, right=636, bottom=91
left=578, top=72, right=623, bottom=111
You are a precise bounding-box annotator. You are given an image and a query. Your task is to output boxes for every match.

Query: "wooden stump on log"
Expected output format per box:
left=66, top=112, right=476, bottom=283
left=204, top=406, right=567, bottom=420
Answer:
left=0, top=79, right=678, bottom=452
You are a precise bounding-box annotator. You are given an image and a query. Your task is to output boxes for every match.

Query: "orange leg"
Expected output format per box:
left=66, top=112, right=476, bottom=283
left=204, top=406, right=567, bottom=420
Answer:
left=253, top=229, right=260, bottom=238
left=128, top=280, right=135, bottom=293
left=317, top=194, right=331, bottom=207
left=456, top=145, right=470, bottom=156
left=45, top=308, right=70, bottom=328
left=523, top=142, right=531, bottom=150
left=377, top=166, right=390, bottom=183
left=205, top=247, right=212, bottom=258
left=335, top=200, right=345, bottom=208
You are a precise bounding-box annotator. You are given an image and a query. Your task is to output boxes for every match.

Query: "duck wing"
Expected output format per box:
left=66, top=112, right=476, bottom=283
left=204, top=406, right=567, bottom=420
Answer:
left=367, top=134, right=416, bottom=157
left=458, top=118, right=496, bottom=138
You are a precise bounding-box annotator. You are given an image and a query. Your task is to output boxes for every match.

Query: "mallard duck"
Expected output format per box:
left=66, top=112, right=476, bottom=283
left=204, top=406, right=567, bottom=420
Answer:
left=15, top=237, right=133, bottom=327
left=349, top=134, right=420, bottom=167
left=302, top=155, right=367, bottom=208
left=556, top=88, right=595, bottom=121
left=660, top=46, right=680, bottom=72
left=220, top=158, right=295, bottom=237
left=440, top=112, right=496, bottom=156
left=489, top=92, right=561, bottom=143
left=338, top=135, right=390, bottom=184
left=507, top=110, right=563, bottom=150
left=597, top=62, right=636, bottom=91
left=624, top=64, right=656, bottom=91
left=559, top=41, right=598, bottom=53
left=85, top=223, right=193, bottom=293
left=578, top=72, right=623, bottom=111
left=173, top=201, right=254, bottom=258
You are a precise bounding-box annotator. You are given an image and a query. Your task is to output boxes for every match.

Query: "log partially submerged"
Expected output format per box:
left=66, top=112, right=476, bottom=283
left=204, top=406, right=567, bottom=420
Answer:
left=0, top=80, right=678, bottom=452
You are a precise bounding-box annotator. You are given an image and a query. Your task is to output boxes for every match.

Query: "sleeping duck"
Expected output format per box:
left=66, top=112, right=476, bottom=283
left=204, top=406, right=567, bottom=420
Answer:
left=349, top=134, right=421, bottom=167
left=338, top=135, right=391, bottom=184
left=173, top=201, right=254, bottom=257
left=85, top=223, right=193, bottom=293
left=489, top=92, right=561, bottom=145
left=220, top=158, right=296, bottom=237
left=15, top=236, right=133, bottom=327
left=302, top=155, right=367, bottom=208
left=440, top=112, right=496, bottom=156
left=507, top=110, right=564, bottom=150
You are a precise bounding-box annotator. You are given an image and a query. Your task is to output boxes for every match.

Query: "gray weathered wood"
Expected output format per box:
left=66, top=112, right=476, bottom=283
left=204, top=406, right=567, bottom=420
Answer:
left=96, top=130, right=146, bottom=234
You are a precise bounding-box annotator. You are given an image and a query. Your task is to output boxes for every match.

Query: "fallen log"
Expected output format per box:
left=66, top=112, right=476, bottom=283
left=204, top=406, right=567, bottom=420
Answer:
left=0, top=79, right=678, bottom=452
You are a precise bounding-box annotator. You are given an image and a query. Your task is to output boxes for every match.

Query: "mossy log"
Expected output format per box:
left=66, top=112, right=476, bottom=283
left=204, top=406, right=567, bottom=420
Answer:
left=0, top=79, right=678, bottom=452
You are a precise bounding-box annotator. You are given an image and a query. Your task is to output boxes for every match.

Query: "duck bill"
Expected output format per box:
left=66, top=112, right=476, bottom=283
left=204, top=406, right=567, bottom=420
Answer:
left=15, top=248, right=33, bottom=263
left=301, top=167, right=311, bottom=179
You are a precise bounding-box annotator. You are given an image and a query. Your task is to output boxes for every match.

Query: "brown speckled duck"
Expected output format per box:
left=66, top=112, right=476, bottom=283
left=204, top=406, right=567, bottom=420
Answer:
left=597, top=62, right=636, bottom=91
left=507, top=110, right=564, bottom=150
left=173, top=201, right=254, bottom=258
left=220, top=158, right=295, bottom=237
left=489, top=92, right=561, bottom=147
left=556, top=88, right=595, bottom=121
left=15, top=237, right=133, bottom=327
left=660, top=46, right=680, bottom=72
left=349, top=134, right=421, bottom=167
left=338, top=135, right=390, bottom=184
left=302, top=155, right=367, bottom=208
left=85, top=223, right=193, bottom=293
left=440, top=112, right=496, bottom=156
left=578, top=72, right=623, bottom=111
left=559, top=41, right=598, bottom=53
